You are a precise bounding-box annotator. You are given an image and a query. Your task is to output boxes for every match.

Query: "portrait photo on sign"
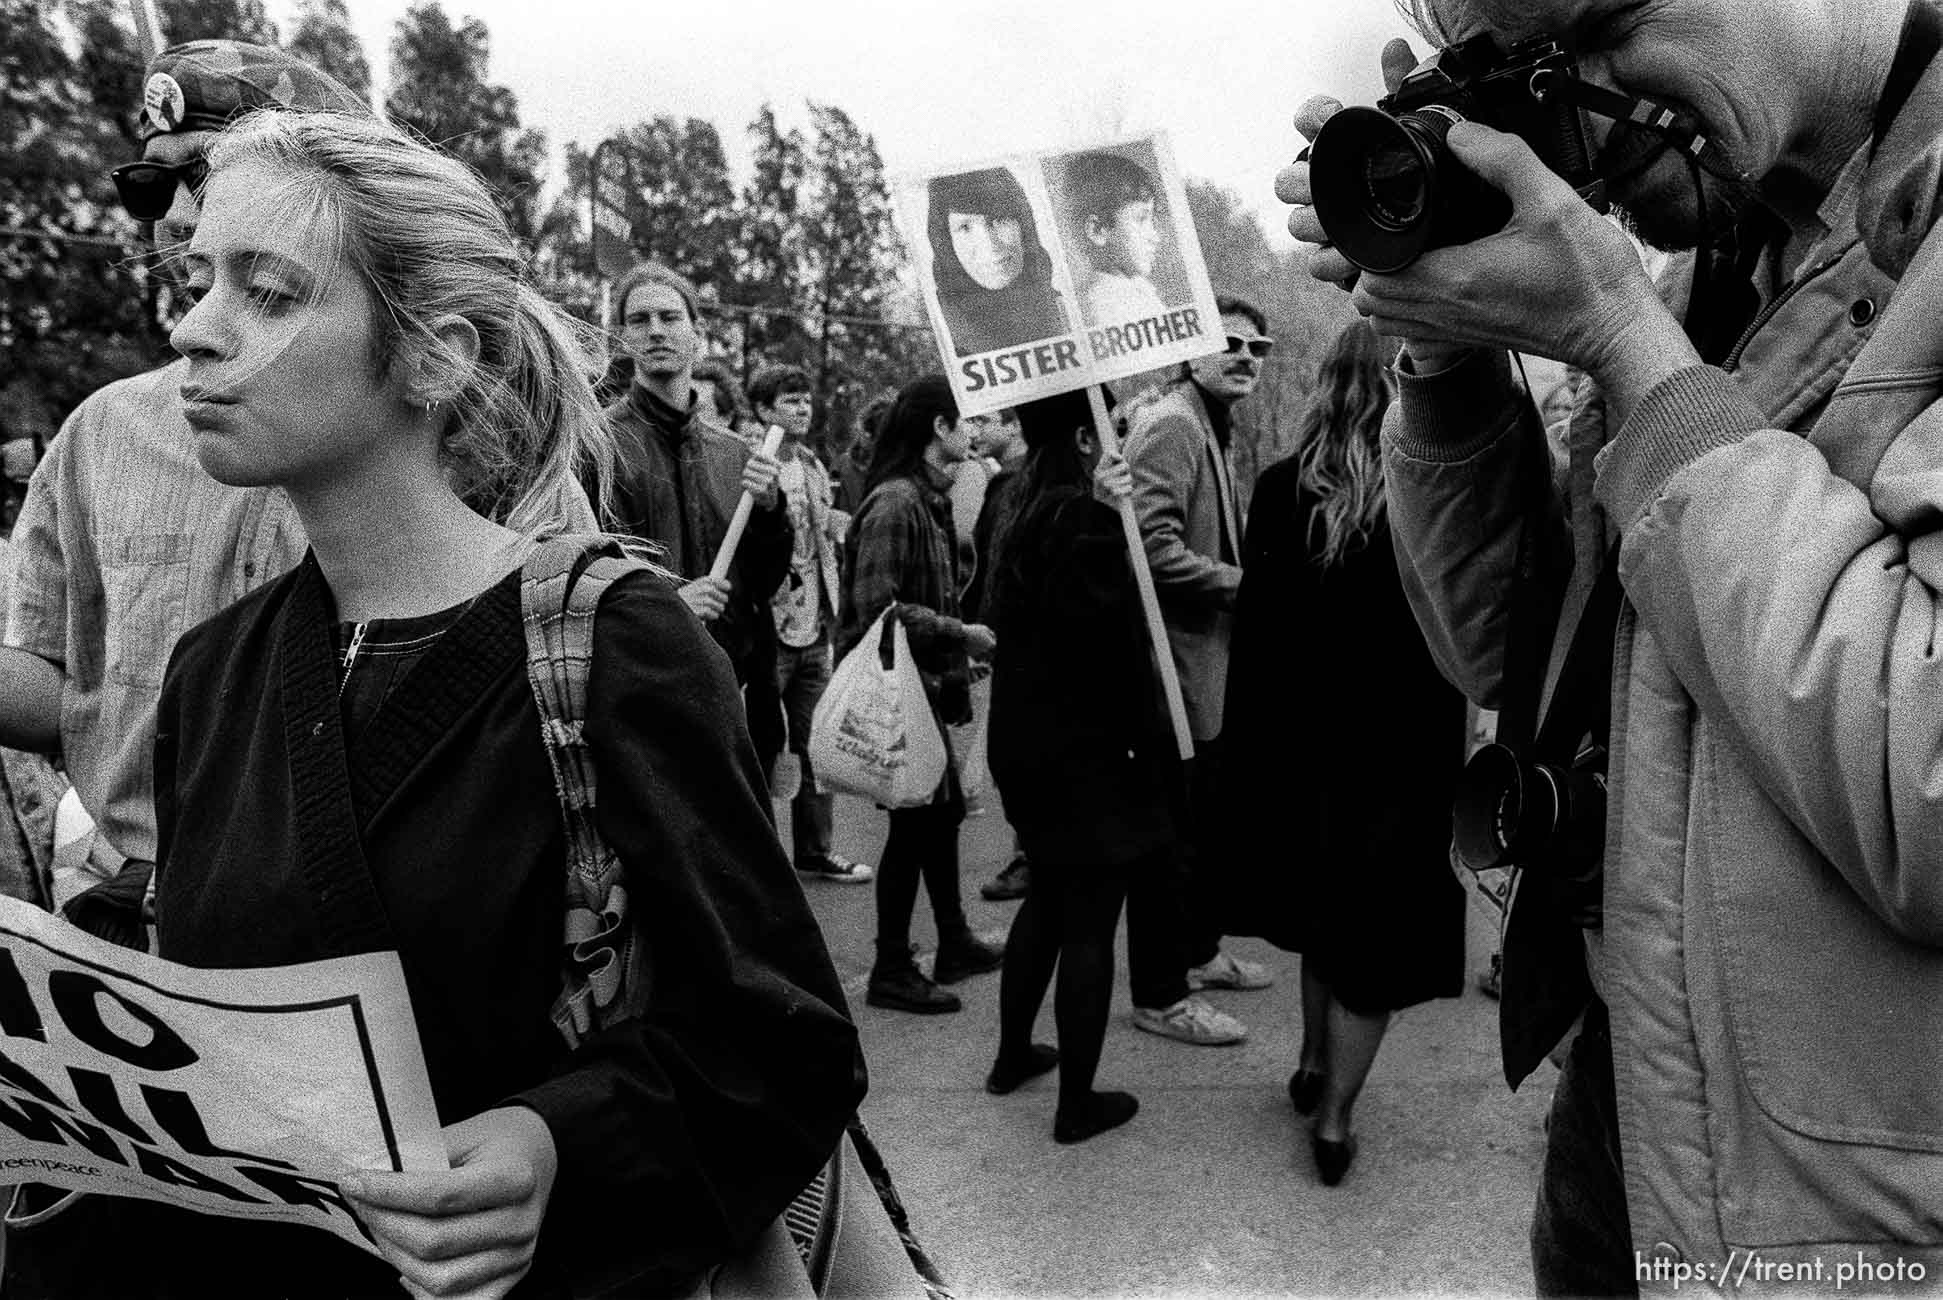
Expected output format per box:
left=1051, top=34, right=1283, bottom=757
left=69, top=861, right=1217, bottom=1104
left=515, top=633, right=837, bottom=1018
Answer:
left=918, top=165, right=1074, bottom=357
left=1043, top=140, right=1191, bottom=329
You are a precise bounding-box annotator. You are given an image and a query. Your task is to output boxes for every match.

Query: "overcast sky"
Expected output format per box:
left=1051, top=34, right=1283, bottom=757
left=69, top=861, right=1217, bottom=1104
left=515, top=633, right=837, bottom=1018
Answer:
left=271, top=0, right=1419, bottom=248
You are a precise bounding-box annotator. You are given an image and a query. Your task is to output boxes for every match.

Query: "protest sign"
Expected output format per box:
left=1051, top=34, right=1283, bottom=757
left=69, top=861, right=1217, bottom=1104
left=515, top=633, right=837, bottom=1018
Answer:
left=0, top=896, right=444, bottom=1255
left=895, top=132, right=1222, bottom=419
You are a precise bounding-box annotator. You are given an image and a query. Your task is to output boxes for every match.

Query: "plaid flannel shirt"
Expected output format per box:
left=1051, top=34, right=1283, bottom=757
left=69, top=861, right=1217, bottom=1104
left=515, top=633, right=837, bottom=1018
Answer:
left=838, top=473, right=972, bottom=722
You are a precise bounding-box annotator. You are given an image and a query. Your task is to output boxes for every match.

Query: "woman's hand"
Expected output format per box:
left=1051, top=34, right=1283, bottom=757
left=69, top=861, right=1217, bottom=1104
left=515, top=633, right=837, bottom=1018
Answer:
left=1092, top=450, right=1133, bottom=507
left=342, top=1106, right=558, bottom=1300
left=964, top=623, right=997, bottom=658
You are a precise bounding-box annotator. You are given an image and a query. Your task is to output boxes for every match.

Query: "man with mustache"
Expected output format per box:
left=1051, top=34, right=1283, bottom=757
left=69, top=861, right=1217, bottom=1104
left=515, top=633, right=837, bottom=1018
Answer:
left=1118, top=294, right=1278, bottom=1048
left=0, top=42, right=364, bottom=946
left=1282, top=0, right=1943, bottom=1290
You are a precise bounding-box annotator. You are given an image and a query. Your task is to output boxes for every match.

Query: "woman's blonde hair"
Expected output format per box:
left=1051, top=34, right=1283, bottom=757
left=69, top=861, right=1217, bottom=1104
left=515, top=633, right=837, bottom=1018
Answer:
left=205, top=109, right=612, bottom=535
left=1292, top=319, right=1392, bottom=569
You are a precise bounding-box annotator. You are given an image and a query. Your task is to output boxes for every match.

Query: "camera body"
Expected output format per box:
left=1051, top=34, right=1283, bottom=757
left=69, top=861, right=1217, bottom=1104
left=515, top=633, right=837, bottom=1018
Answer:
left=1451, top=740, right=1606, bottom=927
left=1308, top=34, right=1607, bottom=272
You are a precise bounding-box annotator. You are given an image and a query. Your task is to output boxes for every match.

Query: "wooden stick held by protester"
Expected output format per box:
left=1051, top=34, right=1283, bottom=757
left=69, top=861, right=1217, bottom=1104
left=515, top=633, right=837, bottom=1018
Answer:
left=1087, top=385, right=1193, bottom=761
left=709, top=424, right=786, bottom=584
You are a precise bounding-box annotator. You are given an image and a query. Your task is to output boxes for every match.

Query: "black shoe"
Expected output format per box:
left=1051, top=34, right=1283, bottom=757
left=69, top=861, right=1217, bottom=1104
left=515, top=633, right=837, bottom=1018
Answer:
left=1313, top=1133, right=1359, bottom=1186
left=980, top=855, right=1031, bottom=901
left=1054, top=1091, right=1139, bottom=1144
left=933, top=932, right=1005, bottom=984
left=1287, top=1069, right=1325, bottom=1116
left=866, top=964, right=962, bottom=1015
left=986, top=1043, right=1059, bottom=1095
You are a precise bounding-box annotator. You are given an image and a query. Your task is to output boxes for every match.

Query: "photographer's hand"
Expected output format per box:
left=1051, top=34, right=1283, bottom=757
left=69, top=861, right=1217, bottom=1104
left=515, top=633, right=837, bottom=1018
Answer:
left=1277, top=39, right=1475, bottom=373
left=1347, top=121, right=1698, bottom=423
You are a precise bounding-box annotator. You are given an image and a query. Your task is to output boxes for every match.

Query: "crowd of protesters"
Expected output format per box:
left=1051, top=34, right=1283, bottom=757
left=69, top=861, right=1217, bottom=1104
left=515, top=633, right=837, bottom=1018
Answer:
left=8, top=0, right=1943, bottom=1290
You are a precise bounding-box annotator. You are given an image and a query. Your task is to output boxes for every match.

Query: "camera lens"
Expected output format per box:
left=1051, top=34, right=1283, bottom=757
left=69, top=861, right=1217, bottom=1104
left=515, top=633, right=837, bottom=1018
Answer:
left=1308, top=103, right=1510, bottom=272
left=1363, top=137, right=1428, bottom=230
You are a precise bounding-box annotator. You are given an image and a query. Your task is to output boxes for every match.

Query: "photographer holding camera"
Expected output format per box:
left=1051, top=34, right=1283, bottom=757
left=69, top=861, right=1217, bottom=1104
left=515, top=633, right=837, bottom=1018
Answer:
left=1281, top=0, right=1943, bottom=1292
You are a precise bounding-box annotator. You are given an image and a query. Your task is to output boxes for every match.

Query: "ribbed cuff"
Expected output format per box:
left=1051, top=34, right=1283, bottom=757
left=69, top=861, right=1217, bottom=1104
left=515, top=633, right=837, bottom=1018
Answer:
left=1594, top=365, right=1766, bottom=528
left=1387, top=349, right=1521, bottom=463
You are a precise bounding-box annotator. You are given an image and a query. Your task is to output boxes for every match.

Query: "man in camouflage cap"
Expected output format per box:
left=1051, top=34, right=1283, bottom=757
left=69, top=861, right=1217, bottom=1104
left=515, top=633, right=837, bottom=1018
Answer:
left=111, top=40, right=366, bottom=247
left=5, top=40, right=364, bottom=935
left=0, top=39, right=371, bottom=1293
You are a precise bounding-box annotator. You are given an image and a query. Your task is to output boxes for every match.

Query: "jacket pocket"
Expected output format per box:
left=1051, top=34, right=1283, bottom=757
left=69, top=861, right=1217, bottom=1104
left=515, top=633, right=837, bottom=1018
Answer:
left=1693, top=724, right=1943, bottom=1246
left=99, top=533, right=192, bottom=688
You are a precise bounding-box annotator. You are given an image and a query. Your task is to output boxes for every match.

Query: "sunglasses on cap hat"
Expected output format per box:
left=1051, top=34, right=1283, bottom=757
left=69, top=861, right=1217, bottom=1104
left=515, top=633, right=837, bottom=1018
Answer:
left=109, top=157, right=210, bottom=223
left=1225, top=333, right=1274, bottom=360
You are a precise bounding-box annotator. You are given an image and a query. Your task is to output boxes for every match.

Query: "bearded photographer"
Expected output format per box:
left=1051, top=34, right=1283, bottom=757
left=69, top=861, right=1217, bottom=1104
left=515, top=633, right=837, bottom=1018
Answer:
left=1280, top=0, right=1943, bottom=1292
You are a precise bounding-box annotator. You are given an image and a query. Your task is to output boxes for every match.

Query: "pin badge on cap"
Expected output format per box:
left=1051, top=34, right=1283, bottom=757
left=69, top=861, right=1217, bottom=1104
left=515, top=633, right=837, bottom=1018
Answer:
left=143, top=72, right=186, bottom=133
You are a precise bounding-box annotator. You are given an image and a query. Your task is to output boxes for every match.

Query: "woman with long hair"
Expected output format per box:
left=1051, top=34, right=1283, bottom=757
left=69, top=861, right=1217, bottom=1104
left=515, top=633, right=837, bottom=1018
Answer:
left=19, top=109, right=865, bottom=1297
left=1224, top=319, right=1465, bottom=1186
left=839, top=375, right=1003, bottom=1014
left=926, top=169, right=1070, bottom=357
left=982, top=389, right=1174, bottom=1143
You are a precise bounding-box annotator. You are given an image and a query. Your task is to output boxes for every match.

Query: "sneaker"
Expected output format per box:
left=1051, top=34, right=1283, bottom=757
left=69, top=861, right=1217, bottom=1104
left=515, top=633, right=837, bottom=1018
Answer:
left=797, top=853, right=874, bottom=884
left=932, top=931, right=1005, bottom=984
left=1131, top=996, right=1248, bottom=1046
left=866, top=964, right=962, bottom=1015
left=1186, top=950, right=1274, bottom=991
left=979, top=855, right=1031, bottom=901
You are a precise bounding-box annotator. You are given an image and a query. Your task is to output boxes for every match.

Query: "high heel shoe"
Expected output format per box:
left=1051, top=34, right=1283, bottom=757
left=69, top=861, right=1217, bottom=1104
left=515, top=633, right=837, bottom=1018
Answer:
left=1313, top=1133, right=1358, bottom=1186
left=1287, top=1068, right=1324, bottom=1116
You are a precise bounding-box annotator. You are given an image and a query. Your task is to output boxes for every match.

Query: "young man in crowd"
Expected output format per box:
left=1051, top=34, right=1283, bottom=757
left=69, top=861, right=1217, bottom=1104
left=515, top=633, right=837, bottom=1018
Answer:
left=1285, top=0, right=1943, bottom=1285
left=1119, top=294, right=1280, bottom=1046
left=600, top=263, right=788, bottom=693
left=750, top=363, right=870, bottom=883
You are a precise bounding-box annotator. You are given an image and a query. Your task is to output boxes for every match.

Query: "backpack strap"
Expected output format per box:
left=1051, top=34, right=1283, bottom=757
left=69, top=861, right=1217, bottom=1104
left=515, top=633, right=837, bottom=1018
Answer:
left=520, top=533, right=656, bottom=1048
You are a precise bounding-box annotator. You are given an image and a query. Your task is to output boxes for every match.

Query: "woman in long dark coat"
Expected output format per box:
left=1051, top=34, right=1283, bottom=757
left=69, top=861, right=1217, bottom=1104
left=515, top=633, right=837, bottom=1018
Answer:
left=1225, top=320, right=1465, bottom=1186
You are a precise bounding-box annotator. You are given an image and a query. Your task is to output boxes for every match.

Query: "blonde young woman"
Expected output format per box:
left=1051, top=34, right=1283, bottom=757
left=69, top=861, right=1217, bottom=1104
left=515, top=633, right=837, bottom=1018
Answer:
left=1223, top=320, right=1465, bottom=1188
left=2, top=110, right=863, bottom=1299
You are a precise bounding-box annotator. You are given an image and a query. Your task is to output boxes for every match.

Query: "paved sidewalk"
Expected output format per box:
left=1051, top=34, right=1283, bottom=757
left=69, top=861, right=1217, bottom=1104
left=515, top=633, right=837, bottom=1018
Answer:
left=782, top=773, right=1554, bottom=1299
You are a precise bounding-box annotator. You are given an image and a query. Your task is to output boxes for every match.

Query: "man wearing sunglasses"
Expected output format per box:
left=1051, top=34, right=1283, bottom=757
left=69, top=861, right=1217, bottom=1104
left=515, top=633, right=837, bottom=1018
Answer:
left=0, top=41, right=365, bottom=959
left=1114, top=293, right=1278, bottom=1048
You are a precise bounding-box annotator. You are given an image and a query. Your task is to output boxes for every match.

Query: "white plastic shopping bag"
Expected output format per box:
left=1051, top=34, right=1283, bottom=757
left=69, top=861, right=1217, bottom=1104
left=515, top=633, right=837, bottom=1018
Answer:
left=949, top=670, right=991, bottom=800
left=810, top=605, right=950, bottom=808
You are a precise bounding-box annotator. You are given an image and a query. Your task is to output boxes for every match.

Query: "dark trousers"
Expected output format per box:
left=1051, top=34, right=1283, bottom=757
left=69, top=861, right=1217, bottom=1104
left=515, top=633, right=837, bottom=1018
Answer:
left=1532, top=999, right=1637, bottom=1297
left=1179, top=734, right=1227, bottom=966
left=776, top=635, right=834, bottom=865
left=873, top=799, right=969, bottom=969
left=1122, top=735, right=1222, bottom=1008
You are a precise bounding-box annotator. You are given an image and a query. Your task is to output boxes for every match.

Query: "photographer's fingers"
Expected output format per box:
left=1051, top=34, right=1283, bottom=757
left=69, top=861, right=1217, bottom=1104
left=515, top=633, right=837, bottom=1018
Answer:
left=1292, top=94, right=1342, bottom=143
left=1380, top=38, right=1421, bottom=95
left=1444, top=121, right=1563, bottom=212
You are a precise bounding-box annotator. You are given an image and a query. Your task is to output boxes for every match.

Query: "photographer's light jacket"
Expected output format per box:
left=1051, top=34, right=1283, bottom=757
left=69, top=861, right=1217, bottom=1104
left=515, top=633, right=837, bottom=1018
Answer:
left=1384, top=35, right=1943, bottom=1282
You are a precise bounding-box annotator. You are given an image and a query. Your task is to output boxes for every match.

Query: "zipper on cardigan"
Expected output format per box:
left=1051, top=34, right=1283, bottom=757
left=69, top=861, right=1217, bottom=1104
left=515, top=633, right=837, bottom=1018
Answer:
left=338, top=621, right=369, bottom=697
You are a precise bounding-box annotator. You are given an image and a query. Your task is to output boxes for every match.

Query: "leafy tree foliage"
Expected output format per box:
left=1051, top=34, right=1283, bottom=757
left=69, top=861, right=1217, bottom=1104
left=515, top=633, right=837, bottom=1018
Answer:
left=1184, top=179, right=1357, bottom=503
left=0, top=0, right=168, bottom=437
left=385, top=2, right=547, bottom=245
left=157, top=0, right=279, bottom=46
left=286, top=0, right=371, bottom=102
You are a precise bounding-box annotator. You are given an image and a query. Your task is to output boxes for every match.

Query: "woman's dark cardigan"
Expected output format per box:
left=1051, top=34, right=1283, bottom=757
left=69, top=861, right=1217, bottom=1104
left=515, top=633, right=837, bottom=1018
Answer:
left=146, top=554, right=864, bottom=1297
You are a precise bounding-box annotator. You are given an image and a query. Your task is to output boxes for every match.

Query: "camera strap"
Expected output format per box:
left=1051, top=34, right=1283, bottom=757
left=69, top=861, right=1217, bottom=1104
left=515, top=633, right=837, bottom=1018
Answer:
left=1876, top=0, right=1943, bottom=150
